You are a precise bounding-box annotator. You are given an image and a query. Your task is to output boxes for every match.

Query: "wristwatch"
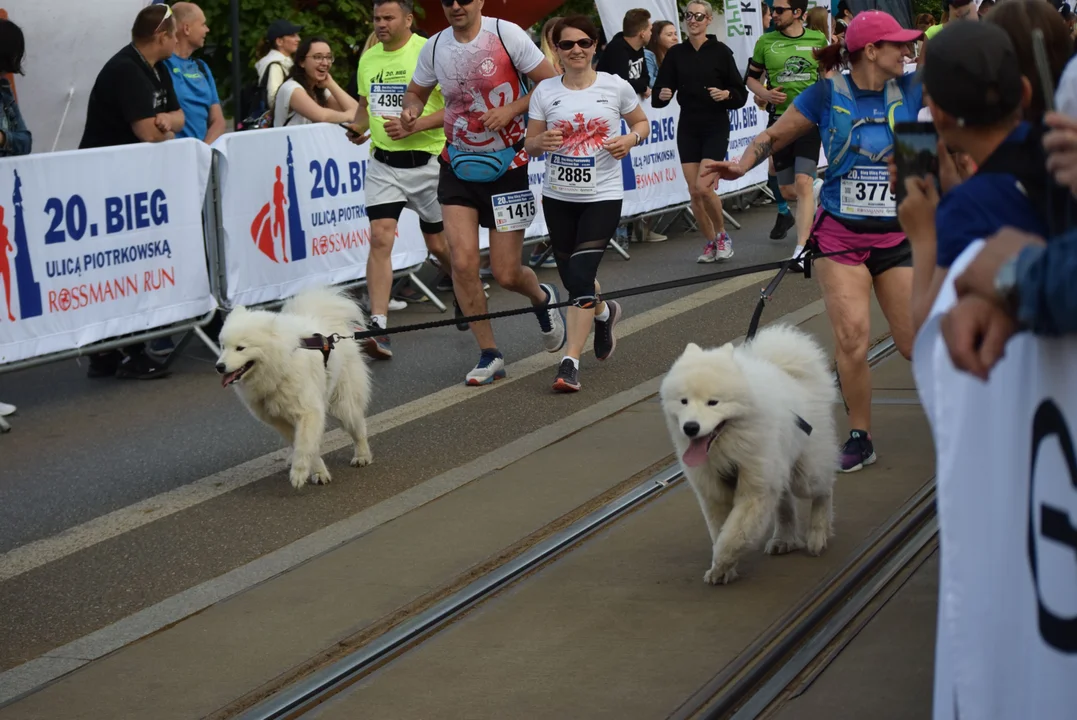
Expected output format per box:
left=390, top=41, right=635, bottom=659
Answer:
left=993, top=255, right=1021, bottom=314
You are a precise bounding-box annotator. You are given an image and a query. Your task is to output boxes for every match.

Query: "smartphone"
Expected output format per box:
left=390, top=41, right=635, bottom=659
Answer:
left=893, top=121, right=940, bottom=206
left=1032, top=29, right=1056, bottom=114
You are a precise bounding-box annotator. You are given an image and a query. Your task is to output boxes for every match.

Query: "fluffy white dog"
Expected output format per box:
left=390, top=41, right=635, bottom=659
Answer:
left=216, top=287, right=373, bottom=489
left=660, top=324, right=838, bottom=585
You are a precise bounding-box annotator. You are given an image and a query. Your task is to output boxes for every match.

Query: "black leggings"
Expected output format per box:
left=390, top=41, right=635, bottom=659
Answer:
left=541, top=196, right=623, bottom=307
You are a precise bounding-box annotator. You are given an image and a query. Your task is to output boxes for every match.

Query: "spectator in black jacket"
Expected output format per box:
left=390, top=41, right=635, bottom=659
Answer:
left=597, top=8, right=652, bottom=98
left=653, top=1, right=747, bottom=263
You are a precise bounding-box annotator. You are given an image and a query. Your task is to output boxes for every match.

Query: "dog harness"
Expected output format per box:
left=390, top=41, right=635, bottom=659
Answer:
left=299, top=333, right=339, bottom=368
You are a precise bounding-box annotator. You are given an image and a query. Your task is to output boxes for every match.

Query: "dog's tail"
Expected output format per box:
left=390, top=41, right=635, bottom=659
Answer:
left=282, top=286, right=367, bottom=336
left=748, top=324, right=836, bottom=398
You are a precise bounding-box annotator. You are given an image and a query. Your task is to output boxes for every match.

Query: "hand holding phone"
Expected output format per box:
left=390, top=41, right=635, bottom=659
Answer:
left=893, top=121, right=940, bottom=206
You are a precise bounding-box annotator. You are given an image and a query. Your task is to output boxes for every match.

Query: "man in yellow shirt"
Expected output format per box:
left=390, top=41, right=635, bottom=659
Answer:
left=351, top=0, right=453, bottom=359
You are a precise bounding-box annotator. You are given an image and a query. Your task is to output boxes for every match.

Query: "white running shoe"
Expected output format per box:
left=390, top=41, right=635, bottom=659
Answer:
left=813, top=177, right=824, bottom=205
left=466, top=351, right=506, bottom=386
left=715, top=233, right=734, bottom=261
left=536, top=283, right=567, bottom=353
left=0, top=402, right=15, bottom=416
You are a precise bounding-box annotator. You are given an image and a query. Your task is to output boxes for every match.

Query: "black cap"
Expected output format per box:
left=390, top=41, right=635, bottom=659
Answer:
left=922, top=21, right=1024, bottom=127
left=267, top=19, right=303, bottom=43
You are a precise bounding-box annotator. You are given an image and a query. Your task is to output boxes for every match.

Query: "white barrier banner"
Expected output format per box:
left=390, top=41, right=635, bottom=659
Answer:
left=914, top=241, right=1077, bottom=720
left=213, top=124, right=429, bottom=308
left=713, top=0, right=770, bottom=193
left=0, top=139, right=215, bottom=364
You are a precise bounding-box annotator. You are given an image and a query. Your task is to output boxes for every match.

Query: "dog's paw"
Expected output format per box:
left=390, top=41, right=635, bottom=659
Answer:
left=806, top=530, right=829, bottom=556
left=350, top=452, right=373, bottom=468
left=765, top=537, right=803, bottom=556
left=289, top=469, right=309, bottom=490
left=703, top=564, right=739, bottom=585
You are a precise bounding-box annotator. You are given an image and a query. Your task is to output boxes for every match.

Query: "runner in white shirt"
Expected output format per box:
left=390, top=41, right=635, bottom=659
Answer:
left=525, top=15, right=650, bottom=393
left=401, top=0, right=563, bottom=387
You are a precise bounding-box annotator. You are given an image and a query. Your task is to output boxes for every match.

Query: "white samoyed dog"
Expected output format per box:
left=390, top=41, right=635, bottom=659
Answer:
left=659, top=324, right=838, bottom=585
left=215, top=287, right=373, bottom=489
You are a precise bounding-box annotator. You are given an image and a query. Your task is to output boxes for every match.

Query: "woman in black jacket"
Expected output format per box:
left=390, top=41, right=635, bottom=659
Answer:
left=652, top=1, right=747, bottom=263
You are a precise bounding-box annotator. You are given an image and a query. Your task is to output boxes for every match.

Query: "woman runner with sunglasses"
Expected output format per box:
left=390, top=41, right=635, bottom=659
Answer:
left=652, top=1, right=747, bottom=263
left=525, top=15, right=650, bottom=392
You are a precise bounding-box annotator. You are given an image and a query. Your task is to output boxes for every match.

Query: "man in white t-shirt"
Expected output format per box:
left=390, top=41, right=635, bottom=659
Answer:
left=401, top=0, right=564, bottom=387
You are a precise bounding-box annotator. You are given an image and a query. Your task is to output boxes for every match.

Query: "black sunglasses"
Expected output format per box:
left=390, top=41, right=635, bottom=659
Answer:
left=771, top=6, right=794, bottom=13
left=683, top=11, right=709, bottom=22
left=441, top=0, right=475, bottom=6
left=557, top=38, right=596, bottom=50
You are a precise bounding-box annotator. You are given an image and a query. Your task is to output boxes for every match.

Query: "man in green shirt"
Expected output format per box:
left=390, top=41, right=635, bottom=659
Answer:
left=746, top=0, right=828, bottom=260
left=351, top=0, right=454, bottom=359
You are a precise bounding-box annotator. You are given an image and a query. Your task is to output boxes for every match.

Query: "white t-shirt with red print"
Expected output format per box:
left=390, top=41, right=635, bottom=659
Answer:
left=529, top=72, right=641, bottom=203
left=412, top=17, right=544, bottom=171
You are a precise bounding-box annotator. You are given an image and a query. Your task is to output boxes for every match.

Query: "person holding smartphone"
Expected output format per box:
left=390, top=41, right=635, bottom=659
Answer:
left=525, top=15, right=650, bottom=393
left=701, top=11, right=924, bottom=473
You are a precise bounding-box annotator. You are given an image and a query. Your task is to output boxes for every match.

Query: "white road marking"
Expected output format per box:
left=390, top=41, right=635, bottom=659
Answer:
left=0, top=271, right=773, bottom=583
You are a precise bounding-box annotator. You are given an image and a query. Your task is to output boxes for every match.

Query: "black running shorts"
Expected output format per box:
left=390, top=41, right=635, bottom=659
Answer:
left=677, top=116, right=730, bottom=164
left=437, top=159, right=531, bottom=232
left=768, top=113, right=821, bottom=186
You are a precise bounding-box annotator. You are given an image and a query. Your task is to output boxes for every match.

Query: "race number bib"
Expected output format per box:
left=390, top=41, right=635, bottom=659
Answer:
left=840, top=167, right=896, bottom=217
left=370, top=83, right=406, bottom=117
left=492, top=190, right=536, bottom=233
left=548, top=154, right=597, bottom=196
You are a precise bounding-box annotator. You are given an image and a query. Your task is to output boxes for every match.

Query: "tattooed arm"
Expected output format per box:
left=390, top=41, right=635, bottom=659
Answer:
left=734, top=106, right=815, bottom=176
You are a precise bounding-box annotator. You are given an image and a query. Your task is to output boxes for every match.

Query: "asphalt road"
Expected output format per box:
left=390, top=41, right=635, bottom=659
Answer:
left=0, top=197, right=797, bottom=554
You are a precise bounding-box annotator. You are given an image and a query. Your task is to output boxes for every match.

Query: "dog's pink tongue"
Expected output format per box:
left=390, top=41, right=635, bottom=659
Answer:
left=221, top=372, right=236, bottom=389
left=682, top=437, right=711, bottom=468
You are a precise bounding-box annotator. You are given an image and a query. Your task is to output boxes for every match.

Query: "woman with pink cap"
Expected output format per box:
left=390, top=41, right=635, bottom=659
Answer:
left=701, top=11, right=923, bottom=474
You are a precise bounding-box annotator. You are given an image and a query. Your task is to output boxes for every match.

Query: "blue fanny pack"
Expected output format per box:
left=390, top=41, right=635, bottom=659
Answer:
left=446, top=142, right=522, bottom=184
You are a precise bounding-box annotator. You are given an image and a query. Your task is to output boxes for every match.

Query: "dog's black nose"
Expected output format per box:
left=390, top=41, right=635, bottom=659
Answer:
left=683, top=421, right=700, bottom=437
left=215, top=363, right=226, bottom=374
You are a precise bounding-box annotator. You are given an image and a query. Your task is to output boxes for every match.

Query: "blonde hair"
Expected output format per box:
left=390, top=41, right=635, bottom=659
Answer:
left=540, top=16, right=564, bottom=74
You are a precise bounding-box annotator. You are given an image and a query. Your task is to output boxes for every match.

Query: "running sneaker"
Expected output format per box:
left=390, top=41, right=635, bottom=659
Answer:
left=0, top=402, right=15, bottom=417
left=466, top=349, right=506, bottom=386
left=552, top=358, right=581, bottom=393
left=697, top=238, right=718, bottom=263
left=536, top=283, right=567, bottom=353
left=769, top=211, right=795, bottom=240
left=697, top=233, right=734, bottom=263
left=813, top=177, right=824, bottom=205
left=362, top=319, right=392, bottom=360
left=593, top=300, right=622, bottom=361
left=840, top=430, right=877, bottom=473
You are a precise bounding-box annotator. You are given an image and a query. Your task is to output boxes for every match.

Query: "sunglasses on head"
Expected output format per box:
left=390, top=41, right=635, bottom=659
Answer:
left=557, top=38, right=596, bottom=50
left=440, top=0, right=475, bottom=6
left=683, top=10, right=709, bottom=22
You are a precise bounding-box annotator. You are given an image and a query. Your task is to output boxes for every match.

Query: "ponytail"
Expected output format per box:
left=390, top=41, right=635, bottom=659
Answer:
left=814, top=39, right=860, bottom=74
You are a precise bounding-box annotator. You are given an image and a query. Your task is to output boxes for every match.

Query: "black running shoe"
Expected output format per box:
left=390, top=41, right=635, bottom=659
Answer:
left=552, top=358, right=581, bottom=393
left=770, top=211, right=795, bottom=240
left=593, top=300, right=622, bottom=361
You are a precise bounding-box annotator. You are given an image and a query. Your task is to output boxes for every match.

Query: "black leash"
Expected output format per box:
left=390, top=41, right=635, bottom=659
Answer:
left=298, top=245, right=867, bottom=357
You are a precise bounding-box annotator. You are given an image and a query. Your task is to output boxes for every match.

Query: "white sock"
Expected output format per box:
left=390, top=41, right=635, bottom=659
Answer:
left=792, top=244, right=806, bottom=259
left=594, top=304, right=610, bottom=322
left=562, top=356, right=579, bottom=370
left=372, top=314, right=387, bottom=329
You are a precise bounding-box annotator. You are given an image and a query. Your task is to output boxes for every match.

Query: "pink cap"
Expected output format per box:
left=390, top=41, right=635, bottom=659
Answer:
left=844, top=11, right=924, bottom=53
